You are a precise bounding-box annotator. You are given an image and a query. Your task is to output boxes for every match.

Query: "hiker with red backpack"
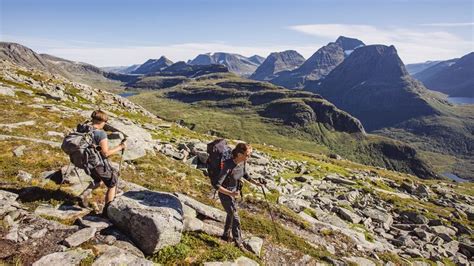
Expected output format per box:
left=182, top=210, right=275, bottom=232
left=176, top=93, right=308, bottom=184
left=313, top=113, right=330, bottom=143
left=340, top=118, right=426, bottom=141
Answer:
left=62, top=110, right=126, bottom=217
left=210, top=142, right=265, bottom=250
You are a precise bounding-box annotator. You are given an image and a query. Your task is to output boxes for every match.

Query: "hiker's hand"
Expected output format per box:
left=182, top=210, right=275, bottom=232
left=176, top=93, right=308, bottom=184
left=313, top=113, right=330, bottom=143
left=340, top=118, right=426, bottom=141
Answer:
left=230, top=191, right=240, bottom=198
left=120, top=142, right=127, bottom=150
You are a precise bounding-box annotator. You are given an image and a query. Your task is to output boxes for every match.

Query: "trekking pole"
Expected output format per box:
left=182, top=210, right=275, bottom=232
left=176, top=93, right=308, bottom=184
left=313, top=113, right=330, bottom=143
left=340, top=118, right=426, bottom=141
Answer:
left=260, top=184, right=280, bottom=241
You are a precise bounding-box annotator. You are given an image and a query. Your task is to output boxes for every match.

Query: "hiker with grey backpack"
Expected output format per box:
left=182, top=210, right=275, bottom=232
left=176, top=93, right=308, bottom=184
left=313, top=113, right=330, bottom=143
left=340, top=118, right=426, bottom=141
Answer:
left=209, top=141, right=267, bottom=250
left=61, top=110, right=126, bottom=217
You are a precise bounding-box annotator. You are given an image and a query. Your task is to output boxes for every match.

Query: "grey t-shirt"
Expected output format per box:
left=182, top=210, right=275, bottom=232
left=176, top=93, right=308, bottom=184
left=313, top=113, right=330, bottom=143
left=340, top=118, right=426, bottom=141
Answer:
left=92, top=130, right=107, bottom=145
left=215, top=159, right=251, bottom=192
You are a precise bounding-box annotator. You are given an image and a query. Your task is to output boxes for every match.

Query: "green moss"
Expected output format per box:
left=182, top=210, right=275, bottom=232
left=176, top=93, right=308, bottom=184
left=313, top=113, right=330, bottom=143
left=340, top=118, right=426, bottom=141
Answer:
left=149, top=232, right=259, bottom=265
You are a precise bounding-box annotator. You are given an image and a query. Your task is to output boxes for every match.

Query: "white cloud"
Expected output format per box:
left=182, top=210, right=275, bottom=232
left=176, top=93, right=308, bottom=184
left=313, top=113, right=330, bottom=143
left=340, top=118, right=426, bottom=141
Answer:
left=420, top=22, right=474, bottom=27
left=287, top=24, right=473, bottom=63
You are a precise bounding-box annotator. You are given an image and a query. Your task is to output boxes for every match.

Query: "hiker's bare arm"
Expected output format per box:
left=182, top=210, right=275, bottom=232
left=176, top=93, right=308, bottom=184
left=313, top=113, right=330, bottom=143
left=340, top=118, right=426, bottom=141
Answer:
left=99, top=139, right=126, bottom=157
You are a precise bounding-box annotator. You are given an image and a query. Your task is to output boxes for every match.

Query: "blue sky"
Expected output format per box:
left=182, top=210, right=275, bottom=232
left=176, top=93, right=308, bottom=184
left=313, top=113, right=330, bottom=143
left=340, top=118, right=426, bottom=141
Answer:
left=1, top=0, right=473, bottom=66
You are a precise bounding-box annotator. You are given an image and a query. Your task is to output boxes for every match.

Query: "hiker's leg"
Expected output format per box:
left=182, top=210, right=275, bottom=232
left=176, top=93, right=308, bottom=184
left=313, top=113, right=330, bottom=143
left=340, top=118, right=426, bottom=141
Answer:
left=105, top=185, right=116, bottom=204
left=229, top=198, right=242, bottom=245
left=218, top=192, right=234, bottom=238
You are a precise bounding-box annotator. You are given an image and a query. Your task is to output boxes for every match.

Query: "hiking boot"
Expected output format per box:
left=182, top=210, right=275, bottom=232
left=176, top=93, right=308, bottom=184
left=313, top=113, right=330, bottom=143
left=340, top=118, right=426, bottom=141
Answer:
left=101, top=202, right=111, bottom=219
left=235, top=241, right=247, bottom=252
left=221, top=232, right=232, bottom=242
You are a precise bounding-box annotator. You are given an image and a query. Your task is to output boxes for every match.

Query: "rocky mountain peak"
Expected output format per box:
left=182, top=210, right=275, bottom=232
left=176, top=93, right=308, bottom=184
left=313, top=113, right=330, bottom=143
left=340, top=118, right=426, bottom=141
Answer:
left=335, top=36, right=365, bottom=52
left=131, top=56, right=174, bottom=74
left=250, top=50, right=305, bottom=81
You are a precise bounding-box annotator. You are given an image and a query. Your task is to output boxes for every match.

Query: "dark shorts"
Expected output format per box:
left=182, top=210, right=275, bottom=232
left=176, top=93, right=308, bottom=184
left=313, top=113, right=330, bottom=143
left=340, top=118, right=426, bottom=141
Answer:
left=90, top=164, right=118, bottom=188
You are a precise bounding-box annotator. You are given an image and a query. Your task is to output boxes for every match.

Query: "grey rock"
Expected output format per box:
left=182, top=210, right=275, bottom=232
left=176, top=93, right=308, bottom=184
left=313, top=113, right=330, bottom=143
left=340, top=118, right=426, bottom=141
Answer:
left=413, top=228, right=433, bottom=242
left=108, top=190, right=184, bottom=255
left=324, top=174, right=356, bottom=186
left=64, top=227, right=97, bottom=247
left=77, top=215, right=113, bottom=230
left=92, top=246, right=153, bottom=266
left=34, top=204, right=90, bottom=221
left=335, top=207, right=362, bottom=224
left=458, top=242, right=473, bottom=258
left=46, top=131, right=64, bottom=137
left=105, top=119, right=153, bottom=160
left=430, top=225, right=456, bottom=241
left=443, top=240, right=459, bottom=256
left=0, top=86, right=15, bottom=97
left=31, top=228, right=48, bottom=239
left=294, top=175, right=310, bottom=182
left=32, top=249, right=93, bottom=266
left=344, top=257, right=376, bottom=266
left=204, top=256, right=259, bottom=266
left=17, top=170, right=32, bottom=182
left=392, top=235, right=416, bottom=248
left=400, top=211, right=429, bottom=224
left=174, top=192, right=226, bottom=222
left=362, top=208, right=393, bottom=230
left=12, top=145, right=26, bottom=157
left=183, top=216, right=204, bottom=232
left=414, top=184, right=431, bottom=198
left=243, top=236, right=264, bottom=256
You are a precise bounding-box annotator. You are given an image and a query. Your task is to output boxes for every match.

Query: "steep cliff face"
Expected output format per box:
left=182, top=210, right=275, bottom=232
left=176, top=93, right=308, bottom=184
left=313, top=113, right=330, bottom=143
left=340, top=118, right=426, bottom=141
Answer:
left=250, top=50, right=305, bottom=81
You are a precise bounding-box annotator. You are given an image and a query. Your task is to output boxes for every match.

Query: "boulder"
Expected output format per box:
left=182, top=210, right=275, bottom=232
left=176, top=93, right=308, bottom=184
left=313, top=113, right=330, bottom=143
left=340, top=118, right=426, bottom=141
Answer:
left=104, top=119, right=153, bottom=160
left=17, top=170, right=32, bottom=182
left=107, top=190, right=184, bottom=255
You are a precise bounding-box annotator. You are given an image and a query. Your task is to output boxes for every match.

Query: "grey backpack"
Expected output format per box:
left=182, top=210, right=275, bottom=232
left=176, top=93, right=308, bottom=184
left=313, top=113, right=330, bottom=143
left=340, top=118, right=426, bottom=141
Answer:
left=61, top=124, right=104, bottom=174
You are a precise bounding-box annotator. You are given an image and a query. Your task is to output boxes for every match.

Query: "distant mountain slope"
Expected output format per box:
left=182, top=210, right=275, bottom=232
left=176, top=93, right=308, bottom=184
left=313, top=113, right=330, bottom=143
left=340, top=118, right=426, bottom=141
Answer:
left=189, top=52, right=260, bottom=76
left=0, top=42, right=123, bottom=89
left=101, top=64, right=140, bottom=74
left=406, top=61, right=441, bottom=75
left=270, top=36, right=365, bottom=89
left=414, top=53, right=473, bottom=97
left=307, top=45, right=442, bottom=131
left=250, top=50, right=305, bottom=81
left=131, top=56, right=174, bottom=74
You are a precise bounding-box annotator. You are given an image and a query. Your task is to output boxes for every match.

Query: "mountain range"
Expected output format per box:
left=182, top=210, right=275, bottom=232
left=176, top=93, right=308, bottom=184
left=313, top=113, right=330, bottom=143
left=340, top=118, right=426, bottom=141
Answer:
left=1, top=40, right=472, bottom=180
left=188, top=52, right=262, bottom=76
left=268, top=36, right=365, bottom=89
